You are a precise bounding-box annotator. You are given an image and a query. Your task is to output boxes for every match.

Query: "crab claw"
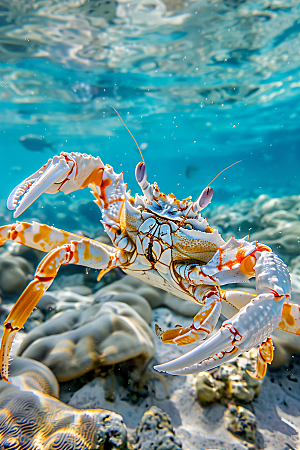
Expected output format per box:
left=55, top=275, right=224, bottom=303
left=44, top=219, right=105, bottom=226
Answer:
left=7, top=154, right=74, bottom=218
left=7, top=152, right=105, bottom=218
left=154, top=323, right=243, bottom=375
left=154, top=289, right=287, bottom=376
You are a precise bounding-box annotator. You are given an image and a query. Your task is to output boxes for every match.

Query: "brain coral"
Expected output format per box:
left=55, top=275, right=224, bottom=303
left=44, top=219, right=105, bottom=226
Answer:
left=0, top=356, right=130, bottom=450
left=18, top=296, right=155, bottom=382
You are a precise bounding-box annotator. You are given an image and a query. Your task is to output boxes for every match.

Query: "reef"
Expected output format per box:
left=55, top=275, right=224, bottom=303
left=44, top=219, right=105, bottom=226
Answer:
left=224, top=404, right=257, bottom=445
left=207, top=194, right=300, bottom=266
left=0, top=357, right=131, bottom=450
left=17, top=287, right=155, bottom=382
left=132, top=406, right=182, bottom=450
left=195, top=349, right=262, bottom=406
left=0, top=357, right=184, bottom=450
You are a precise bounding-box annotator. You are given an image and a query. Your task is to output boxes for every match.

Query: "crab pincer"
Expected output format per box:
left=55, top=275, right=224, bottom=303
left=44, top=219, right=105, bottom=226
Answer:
left=154, top=251, right=292, bottom=379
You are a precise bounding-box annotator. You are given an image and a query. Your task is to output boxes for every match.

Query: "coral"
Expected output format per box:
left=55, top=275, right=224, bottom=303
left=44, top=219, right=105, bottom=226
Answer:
left=17, top=297, right=155, bottom=382
left=224, top=404, right=257, bottom=444
left=207, top=194, right=300, bottom=264
left=195, top=372, right=225, bottom=404
left=132, top=406, right=182, bottom=450
left=0, top=356, right=131, bottom=450
left=195, top=350, right=262, bottom=405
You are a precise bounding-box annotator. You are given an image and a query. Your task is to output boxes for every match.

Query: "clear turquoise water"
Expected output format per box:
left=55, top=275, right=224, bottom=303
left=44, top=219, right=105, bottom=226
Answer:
left=0, top=0, right=300, bottom=229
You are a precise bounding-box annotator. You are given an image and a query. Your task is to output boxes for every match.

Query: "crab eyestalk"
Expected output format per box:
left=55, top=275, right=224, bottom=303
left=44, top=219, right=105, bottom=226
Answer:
left=135, top=162, right=153, bottom=202
left=191, top=186, right=213, bottom=213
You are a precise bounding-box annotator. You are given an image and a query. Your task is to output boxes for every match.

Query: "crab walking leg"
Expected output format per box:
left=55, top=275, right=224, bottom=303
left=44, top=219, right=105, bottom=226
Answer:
left=0, top=221, right=101, bottom=253
left=221, top=290, right=255, bottom=317
left=277, top=302, right=300, bottom=335
left=155, top=286, right=222, bottom=345
left=0, top=238, right=125, bottom=383
left=248, top=337, right=274, bottom=380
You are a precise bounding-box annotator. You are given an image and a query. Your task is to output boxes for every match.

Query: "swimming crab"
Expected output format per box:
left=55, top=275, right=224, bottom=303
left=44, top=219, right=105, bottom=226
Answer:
left=0, top=150, right=298, bottom=383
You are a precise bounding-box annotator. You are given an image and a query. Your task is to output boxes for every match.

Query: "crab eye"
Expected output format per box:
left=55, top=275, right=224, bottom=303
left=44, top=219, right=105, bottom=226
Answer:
left=182, top=223, right=194, bottom=230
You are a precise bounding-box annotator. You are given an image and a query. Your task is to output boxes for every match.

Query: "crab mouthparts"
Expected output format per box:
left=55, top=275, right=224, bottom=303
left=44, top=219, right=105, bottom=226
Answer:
left=7, top=156, right=72, bottom=218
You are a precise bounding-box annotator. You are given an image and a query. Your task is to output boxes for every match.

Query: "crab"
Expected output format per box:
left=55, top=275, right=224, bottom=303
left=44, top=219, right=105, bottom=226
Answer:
left=0, top=149, right=299, bottom=383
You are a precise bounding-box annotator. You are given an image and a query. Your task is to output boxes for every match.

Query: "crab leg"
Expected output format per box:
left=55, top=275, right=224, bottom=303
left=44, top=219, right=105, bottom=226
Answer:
left=249, top=337, right=274, bottom=379
left=155, top=286, right=222, bottom=345
left=277, top=302, right=300, bottom=335
left=0, top=221, right=99, bottom=253
left=6, top=152, right=135, bottom=253
left=155, top=288, right=260, bottom=347
left=154, top=251, right=291, bottom=376
left=0, top=238, right=126, bottom=383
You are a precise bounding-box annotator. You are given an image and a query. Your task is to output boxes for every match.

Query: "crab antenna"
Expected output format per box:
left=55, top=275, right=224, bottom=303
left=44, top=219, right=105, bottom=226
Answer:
left=207, top=160, right=242, bottom=186
left=110, top=106, right=145, bottom=164
left=177, top=159, right=242, bottom=229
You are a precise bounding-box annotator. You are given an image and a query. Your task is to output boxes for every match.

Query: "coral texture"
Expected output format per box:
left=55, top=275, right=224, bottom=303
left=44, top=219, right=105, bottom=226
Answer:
left=18, top=296, right=155, bottom=382
left=195, top=350, right=262, bottom=405
left=0, top=357, right=131, bottom=450
left=133, top=406, right=182, bottom=450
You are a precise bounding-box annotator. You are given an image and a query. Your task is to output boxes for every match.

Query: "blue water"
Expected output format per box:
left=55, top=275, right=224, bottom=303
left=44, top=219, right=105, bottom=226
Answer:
left=0, top=0, right=300, bottom=231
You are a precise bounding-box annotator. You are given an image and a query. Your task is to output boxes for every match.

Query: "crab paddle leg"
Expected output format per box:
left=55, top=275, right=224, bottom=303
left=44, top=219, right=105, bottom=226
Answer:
left=0, top=238, right=125, bottom=382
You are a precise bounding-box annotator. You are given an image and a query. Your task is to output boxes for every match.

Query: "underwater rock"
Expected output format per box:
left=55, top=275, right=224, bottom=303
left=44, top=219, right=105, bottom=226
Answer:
left=207, top=193, right=300, bottom=264
left=224, top=404, right=257, bottom=444
left=0, top=254, right=34, bottom=293
left=65, top=285, right=93, bottom=296
left=18, top=299, right=155, bottom=382
left=38, top=277, right=154, bottom=320
left=6, top=240, right=46, bottom=266
left=39, top=290, right=94, bottom=317
left=271, top=329, right=300, bottom=366
left=195, top=350, right=262, bottom=405
left=132, top=406, right=182, bottom=450
left=96, top=275, right=200, bottom=317
left=195, top=372, right=225, bottom=404
left=0, top=356, right=130, bottom=450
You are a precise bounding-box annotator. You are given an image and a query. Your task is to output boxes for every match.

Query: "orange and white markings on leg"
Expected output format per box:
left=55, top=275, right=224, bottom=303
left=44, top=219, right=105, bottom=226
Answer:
left=247, top=337, right=274, bottom=380
left=278, top=302, right=300, bottom=335
left=0, top=238, right=122, bottom=383
left=223, top=323, right=243, bottom=344
left=0, top=245, right=71, bottom=382
left=0, top=221, right=98, bottom=253
left=191, top=287, right=222, bottom=334
left=1, top=324, right=19, bottom=382
left=156, top=287, right=222, bottom=346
